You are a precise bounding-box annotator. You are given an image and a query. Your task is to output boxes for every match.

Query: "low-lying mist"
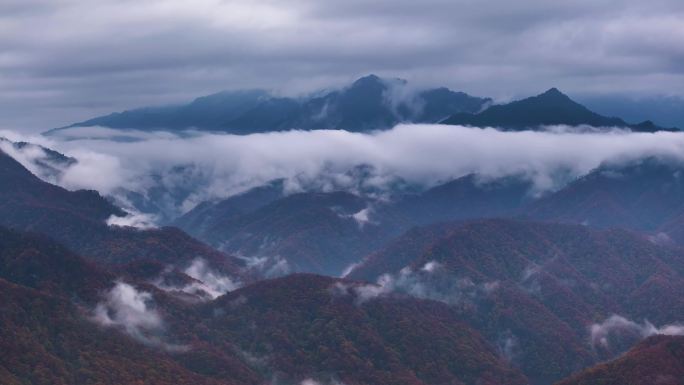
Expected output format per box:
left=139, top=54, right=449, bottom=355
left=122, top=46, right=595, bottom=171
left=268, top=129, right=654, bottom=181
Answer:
left=3, top=124, right=684, bottom=223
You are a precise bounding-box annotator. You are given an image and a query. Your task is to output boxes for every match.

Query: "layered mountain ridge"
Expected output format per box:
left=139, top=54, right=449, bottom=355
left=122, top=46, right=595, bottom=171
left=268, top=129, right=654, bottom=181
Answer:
left=52, top=75, right=678, bottom=134
left=54, top=75, right=491, bottom=134
left=3, top=82, right=684, bottom=385
left=442, top=87, right=677, bottom=132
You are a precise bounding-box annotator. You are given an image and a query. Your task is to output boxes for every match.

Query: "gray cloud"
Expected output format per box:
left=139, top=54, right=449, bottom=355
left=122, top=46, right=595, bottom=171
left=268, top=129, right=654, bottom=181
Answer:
left=3, top=0, right=684, bottom=131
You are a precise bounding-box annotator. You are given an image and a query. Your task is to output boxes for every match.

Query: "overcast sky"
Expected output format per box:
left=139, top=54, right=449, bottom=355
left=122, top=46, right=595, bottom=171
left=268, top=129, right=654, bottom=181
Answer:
left=2, top=0, right=684, bottom=131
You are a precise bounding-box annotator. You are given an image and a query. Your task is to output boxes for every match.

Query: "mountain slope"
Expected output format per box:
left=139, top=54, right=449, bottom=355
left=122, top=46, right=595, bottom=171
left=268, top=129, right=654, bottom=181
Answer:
left=181, top=191, right=399, bottom=276
left=56, top=75, right=490, bottom=134
left=525, top=158, right=684, bottom=243
left=176, top=174, right=535, bottom=277
left=384, top=174, right=534, bottom=226
left=0, top=223, right=264, bottom=384
left=348, top=219, right=684, bottom=383
left=555, top=335, right=684, bottom=385
left=0, top=226, right=113, bottom=302
left=580, top=94, right=684, bottom=130
left=174, top=180, right=286, bottom=238
left=443, top=88, right=676, bottom=132
left=0, top=228, right=247, bottom=385
left=0, top=137, right=76, bottom=180
left=0, top=226, right=528, bottom=385
left=0, top=278, right=237, bottom=385
left=0, top=146, right=126, bottom=241
left=0, top=148, right=244, bottom=274
left=62, top=90, right=270, bottom=131
left=198, top=273, right=528, bottom=385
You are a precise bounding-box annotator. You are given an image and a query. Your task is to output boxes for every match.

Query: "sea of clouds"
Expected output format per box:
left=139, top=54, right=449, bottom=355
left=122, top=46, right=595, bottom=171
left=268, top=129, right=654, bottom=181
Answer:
left=2, top=124, right=684, bottom=224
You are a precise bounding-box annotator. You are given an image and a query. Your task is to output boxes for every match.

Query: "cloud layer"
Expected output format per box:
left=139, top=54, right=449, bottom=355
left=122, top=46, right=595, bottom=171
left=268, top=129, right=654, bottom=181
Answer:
left=3, top=0, right=684, bottom=130
left=4, top=125, right=684, bottom=222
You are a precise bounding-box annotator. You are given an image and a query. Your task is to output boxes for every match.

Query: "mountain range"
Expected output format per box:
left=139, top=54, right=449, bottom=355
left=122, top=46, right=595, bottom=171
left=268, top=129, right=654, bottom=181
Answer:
left=173, top=156, right=684, bottom=278
left=173, top=174, right=536, bottom=277
left=54, top=75, right=490, bottom=133
left=443, top=88, right=677, bottom=132
left=3, top=76, right=684, bottom=385
left=3, top=149, right=684, bottom=383
left=51, top=75, right=679, bottom=134
left=525, top=158, right=684, bottom=244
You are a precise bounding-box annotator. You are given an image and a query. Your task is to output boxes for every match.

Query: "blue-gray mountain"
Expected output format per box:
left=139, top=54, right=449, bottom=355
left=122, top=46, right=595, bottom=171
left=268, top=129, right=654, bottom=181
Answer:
left=54, top=77, right=679, bottom=134
left=175, top=157, right=684, bottom=277
left=56, top=75, right=491, bottom=133
left=580, top=94, right=684, bottom=130
left=442, top=88, right=678, bottom=132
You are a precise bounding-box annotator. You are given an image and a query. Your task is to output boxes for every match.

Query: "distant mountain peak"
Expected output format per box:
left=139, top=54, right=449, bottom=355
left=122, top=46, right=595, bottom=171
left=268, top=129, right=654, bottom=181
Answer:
left=351, top=74, right=408, bottom=88
left=536, top=87, right=573, bottom=102
left=633, top=120, right=658, bottom=130
left=542, top=87, right=563, bottom=95
left=351, top=74, right=383, bottom=88
left=354, top=73, right=381, bottom=82
left=443, top=86, right=674, bottom=132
